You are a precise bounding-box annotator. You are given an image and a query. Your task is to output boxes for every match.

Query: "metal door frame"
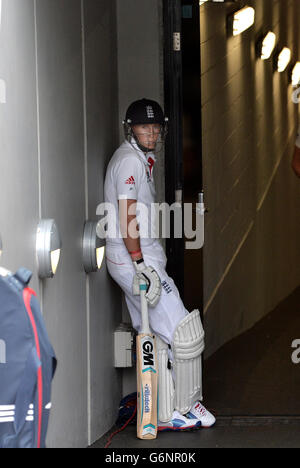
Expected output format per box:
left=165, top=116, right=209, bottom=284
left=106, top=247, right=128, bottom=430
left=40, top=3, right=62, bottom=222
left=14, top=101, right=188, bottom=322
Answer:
left=163, top=0, right=185, bottom=296
left=163, top=0, right=204, bottom=309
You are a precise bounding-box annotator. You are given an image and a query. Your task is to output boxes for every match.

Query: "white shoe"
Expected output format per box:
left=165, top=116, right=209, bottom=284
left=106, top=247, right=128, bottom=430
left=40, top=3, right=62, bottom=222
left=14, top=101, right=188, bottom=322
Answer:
left=185, top=402, right=216, bottom=428
left=158, top=410, right=202, bottom=432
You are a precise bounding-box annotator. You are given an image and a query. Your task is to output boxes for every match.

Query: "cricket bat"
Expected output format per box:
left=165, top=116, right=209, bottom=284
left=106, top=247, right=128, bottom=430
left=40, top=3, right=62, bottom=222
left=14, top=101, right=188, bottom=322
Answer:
left=136, top=280, right=158, bottom=439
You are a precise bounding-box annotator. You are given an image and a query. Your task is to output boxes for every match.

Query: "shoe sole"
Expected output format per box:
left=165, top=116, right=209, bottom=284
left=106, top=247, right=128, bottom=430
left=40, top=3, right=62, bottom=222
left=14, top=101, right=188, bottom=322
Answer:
left=158, top=422, right=202, bottom=433
left=186, top=414, right=216, bottom=429
left=187, top=420, right=216, bottom=429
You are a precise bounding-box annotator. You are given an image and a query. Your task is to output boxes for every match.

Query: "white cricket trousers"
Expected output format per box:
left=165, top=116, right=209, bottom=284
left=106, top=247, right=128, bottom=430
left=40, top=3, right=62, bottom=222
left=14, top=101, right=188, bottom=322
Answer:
left=105, top=241, right=189, bottom=346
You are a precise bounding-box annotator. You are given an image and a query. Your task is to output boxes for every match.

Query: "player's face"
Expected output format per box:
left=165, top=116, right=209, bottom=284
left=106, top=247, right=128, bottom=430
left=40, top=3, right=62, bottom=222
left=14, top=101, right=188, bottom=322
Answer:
left=132, top=124, right=161, bottom=150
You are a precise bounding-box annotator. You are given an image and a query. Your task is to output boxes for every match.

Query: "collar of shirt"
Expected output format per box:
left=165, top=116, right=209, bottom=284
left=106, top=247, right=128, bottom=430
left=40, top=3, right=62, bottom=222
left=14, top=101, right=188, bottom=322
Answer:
left=125, top=139, right=157, bottom=175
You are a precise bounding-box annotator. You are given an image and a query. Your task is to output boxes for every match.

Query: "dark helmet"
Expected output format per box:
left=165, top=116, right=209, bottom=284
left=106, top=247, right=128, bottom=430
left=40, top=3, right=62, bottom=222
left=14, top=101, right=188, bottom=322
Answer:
left=124, top=98, right=165, bottom=126
left=123, top=98, right=168, bottom=153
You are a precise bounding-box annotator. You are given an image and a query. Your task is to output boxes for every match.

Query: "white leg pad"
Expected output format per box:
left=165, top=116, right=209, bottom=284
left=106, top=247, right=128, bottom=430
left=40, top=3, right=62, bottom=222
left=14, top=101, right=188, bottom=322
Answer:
left=172, top=309, right=205, bottom=415
left=156, top=336, right=175, bottom=422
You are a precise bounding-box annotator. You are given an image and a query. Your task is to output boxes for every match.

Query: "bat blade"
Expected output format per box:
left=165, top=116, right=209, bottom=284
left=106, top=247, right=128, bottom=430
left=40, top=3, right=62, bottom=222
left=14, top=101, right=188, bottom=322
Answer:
left=136, top=333, right=158, bottom=439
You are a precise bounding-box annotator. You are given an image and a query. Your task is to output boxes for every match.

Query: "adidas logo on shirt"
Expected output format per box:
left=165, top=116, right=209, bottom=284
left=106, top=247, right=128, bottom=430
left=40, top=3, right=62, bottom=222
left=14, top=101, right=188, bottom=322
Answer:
left=125, top=176, right=135, bottom=185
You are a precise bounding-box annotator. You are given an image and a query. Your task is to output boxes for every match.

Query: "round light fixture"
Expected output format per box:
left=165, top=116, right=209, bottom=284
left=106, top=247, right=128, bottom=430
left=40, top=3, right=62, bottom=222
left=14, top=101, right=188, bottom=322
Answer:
left=83, top=221, right=105, bottom=273
left=291, top=62, right=300, bottom=87
left=277, top=47, right=291, bottom=72
left=36, top=219, right=62, bottom=279
left=260, top=31, right=276, bottom=60
left=231, top=6, right=255, bottom=37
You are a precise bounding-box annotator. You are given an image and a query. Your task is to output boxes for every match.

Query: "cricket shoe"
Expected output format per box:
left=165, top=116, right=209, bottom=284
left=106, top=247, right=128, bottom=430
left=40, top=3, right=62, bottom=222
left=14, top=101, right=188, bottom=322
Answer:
left=158, top=410, right=202, bottom=432
left=185, top=401, right=216, bottom=428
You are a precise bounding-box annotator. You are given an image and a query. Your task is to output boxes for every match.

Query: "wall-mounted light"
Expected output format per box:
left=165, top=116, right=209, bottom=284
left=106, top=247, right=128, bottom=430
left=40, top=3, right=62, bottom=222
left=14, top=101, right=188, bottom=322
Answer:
left=230, top=6, right=255, bottom=36
left=291, top=62, right=300, bottom=87
left=260, top=31, right=276, bottom=60
left=36, top=219, right=62, bottom=279
left=83, top=221, right=105, bottom=273
left=277, top=47, right=291, bottom=72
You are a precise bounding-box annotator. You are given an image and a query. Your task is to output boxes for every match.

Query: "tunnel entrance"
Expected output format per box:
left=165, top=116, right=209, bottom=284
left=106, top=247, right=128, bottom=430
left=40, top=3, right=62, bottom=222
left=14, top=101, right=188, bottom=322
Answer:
left=164, top=0, right=300, bottom=421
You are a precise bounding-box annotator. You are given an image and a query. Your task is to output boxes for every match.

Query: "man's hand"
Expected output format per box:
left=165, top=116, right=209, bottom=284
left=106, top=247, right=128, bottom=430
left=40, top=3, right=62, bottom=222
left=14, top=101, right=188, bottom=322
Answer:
left=118, top=198, right=162, bottom=306
left=133, top=259, right=162, bottom=307
left=292, top=146, right=300, bottom=178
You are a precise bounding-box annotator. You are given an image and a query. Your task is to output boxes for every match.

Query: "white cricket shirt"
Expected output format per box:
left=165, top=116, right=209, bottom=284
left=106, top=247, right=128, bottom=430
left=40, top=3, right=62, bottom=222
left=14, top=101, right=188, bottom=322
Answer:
left=104, top=140, right=159, bottom=248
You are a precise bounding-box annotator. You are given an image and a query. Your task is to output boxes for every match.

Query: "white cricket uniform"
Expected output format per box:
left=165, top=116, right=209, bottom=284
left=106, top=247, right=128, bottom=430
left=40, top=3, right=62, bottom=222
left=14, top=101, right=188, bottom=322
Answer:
left=296, top=124, right=300, bottom=148
left=104, top=140, right=188, bottom=345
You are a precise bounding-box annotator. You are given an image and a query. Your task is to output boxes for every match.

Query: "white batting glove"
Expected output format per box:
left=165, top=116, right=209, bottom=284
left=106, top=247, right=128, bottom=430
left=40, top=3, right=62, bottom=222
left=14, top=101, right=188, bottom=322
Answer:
left=132, top=258, right=162, bottom=307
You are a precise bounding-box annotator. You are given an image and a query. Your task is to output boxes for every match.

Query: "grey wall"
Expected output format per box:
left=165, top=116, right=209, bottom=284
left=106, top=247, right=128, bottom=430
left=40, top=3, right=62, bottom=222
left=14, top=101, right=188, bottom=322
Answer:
left=0, top=0, right=39, bottom=292
left=83, top=0, right=121, bottom=445
left=0, top=0, right=121, bottom=448
left=201, top=0, right=300, bottom=357
left=116, top=0, right=165, bottom=205
left=115, top=0, right=165, bottom=397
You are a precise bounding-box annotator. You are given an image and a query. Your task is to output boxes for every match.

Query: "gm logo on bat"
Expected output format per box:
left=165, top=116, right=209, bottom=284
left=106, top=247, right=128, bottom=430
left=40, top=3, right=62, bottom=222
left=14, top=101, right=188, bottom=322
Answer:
left=142, top=337, right=156, bottom=370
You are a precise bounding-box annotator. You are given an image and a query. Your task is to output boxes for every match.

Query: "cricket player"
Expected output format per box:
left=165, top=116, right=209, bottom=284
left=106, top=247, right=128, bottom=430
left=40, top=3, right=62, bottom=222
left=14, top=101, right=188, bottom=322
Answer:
left=104, top=98, right=215, bottom=431
left=292, top=123, right=300, bottom=177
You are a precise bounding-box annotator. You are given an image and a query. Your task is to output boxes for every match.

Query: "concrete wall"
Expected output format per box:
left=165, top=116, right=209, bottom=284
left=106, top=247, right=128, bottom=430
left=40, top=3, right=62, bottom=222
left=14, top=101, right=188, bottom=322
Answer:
left=201, top=0, right=300, bottom=357
left=115, top=0, right=165, bottom=397
left=116, top=0, right=165, bottom=205
left=0, top=0, right=121, bottom=447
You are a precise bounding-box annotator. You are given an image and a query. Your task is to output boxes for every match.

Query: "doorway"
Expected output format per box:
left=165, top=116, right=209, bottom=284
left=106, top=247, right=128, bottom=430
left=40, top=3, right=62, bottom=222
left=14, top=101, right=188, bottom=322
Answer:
left=163, top=0, right=203, bottom=313
left=181, top=0, right=203, bottom=314
left=164, top=0, right=300, bottom=421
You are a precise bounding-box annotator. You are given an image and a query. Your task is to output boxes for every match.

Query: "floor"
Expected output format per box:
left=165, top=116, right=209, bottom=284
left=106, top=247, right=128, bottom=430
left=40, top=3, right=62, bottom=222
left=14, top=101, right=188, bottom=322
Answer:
left=203, top=285, right=300, bottom=416
left=91, top=286, right=300, bottom=449
left=91, top=421, right=300, bottom=449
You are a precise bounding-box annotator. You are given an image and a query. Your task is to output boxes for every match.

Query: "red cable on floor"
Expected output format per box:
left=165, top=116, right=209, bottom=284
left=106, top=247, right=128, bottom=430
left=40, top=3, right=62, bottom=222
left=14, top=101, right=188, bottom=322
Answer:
left=104, top=403, right=137, bottom=448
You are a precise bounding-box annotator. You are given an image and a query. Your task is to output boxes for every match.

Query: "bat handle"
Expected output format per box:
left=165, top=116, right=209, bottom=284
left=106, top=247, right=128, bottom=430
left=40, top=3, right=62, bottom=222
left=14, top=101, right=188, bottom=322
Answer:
left=139, top=279, right=150, bottom=335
